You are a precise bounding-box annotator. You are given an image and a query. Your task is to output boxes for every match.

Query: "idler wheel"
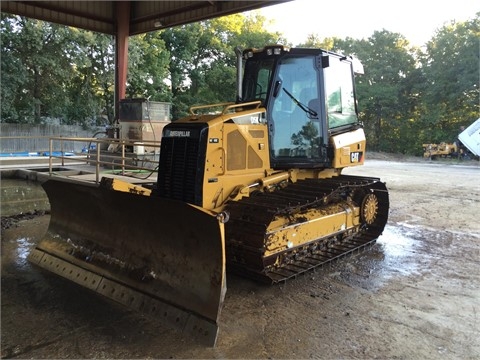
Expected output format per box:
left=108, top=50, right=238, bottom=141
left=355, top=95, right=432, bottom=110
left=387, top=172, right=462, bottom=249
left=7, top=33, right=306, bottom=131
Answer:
left=361, top=193, right=379, bottom=225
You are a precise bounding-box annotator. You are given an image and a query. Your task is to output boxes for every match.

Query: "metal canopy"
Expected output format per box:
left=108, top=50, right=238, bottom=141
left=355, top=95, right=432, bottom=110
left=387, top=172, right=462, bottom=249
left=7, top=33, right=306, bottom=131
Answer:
left=1, top=0, right=291, bottom=120
left=1, top=1, right=289, bottom=36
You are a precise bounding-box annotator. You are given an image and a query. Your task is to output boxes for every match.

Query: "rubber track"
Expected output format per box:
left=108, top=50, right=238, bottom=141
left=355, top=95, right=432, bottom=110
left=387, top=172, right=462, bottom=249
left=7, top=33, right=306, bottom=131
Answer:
left=224, top=175, right=389, bottom=283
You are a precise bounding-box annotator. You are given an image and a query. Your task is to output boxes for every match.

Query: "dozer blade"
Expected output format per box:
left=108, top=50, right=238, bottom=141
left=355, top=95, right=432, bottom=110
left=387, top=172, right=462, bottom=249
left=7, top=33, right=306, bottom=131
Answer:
left=28, top=178, right=226, bottom=346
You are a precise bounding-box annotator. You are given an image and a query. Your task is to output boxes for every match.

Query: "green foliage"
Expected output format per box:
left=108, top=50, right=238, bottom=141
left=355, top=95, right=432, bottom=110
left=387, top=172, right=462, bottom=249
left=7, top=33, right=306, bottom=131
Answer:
left=1, top=15, right=73, bottom=123
left=1, top=11, right=478, bottom=156
left=65, top=29, right=116, bottom=127
left=334, top=31, right=419, bottom=153
left=127, top=33, right=170, bottom=102
left=1, top=15, right=115, bottom=127
left=1, top=16, right=27, bottom=122
left=297, top=34, right=335, bottom=50
left=418, top=14, right=480, bottom=147
left=159, top=12, right=284, bottom=119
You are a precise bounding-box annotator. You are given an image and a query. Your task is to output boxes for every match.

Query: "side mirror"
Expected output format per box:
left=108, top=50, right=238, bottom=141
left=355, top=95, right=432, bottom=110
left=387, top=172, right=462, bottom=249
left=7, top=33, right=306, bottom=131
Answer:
left=352, top=57, right=364, bottom=75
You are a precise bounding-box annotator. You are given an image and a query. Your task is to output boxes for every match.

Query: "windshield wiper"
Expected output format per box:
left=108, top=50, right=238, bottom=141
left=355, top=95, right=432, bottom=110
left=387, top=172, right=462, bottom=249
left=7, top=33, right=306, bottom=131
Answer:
left=283, top=88, right=318, bottom=118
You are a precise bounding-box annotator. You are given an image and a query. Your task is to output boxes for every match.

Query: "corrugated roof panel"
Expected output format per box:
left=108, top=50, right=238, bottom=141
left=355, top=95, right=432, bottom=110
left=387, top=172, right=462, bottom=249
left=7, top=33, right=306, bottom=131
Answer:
left=130, top=1, right=286, bottom=35
left=1, top=1, right=115, bottom=34
left=1, top=1, right=291, bottom=36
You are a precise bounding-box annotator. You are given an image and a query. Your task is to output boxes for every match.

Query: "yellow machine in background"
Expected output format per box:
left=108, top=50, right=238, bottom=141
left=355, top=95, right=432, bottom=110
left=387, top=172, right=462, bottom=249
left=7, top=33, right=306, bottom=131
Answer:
left=423, top=119, right=480, bottom=160
left=29, top=46, right=389, bottom=346
left=423, top=142, right=458, bottom=159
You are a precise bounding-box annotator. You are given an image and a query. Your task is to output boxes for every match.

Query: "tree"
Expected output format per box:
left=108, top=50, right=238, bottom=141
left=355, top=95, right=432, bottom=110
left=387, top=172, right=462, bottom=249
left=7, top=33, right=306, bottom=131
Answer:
left=419, top=13, right=480, bottom=144
left=127, top=32, right=170, bottom=103
left=1, top=15, right=116, bottom=127
left=1, top=15, right=28, bottom=122
left=3, top=9, right=476, bottom=156
left=1, top=15, right=73, bottom=123
left=333, top=31, right=418, bottom=153
left=159, top=12, right=285, bottom=119
left=65, top=29, right=116, bottom=127
left=297, top=34, right=335, bottom=50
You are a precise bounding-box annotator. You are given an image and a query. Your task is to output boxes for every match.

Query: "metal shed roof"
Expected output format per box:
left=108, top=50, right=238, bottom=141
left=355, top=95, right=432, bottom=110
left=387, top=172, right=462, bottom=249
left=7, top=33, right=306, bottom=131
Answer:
left=1, top=1, right=289, bottom=36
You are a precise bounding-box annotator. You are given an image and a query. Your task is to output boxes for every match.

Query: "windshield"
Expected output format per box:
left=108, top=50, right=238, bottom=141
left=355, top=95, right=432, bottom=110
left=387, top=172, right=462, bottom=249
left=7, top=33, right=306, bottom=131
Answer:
left=269, top=56, right=323, bottom=160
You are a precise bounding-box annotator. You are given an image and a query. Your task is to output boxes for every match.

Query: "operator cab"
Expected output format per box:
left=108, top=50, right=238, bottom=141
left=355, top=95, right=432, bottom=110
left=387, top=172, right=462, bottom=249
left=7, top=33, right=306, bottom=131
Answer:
left=241, top=46, right=361, bottom=169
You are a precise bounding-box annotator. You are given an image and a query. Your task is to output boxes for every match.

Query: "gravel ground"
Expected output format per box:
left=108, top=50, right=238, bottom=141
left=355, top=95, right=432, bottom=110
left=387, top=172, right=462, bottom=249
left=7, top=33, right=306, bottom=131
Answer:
left=1, top=157, right=479, bottom=359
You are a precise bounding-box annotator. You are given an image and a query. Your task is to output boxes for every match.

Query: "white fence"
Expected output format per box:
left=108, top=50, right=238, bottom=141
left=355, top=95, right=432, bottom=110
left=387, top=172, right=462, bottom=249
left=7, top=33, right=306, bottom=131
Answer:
left=0, top=124, right=104, bottom=153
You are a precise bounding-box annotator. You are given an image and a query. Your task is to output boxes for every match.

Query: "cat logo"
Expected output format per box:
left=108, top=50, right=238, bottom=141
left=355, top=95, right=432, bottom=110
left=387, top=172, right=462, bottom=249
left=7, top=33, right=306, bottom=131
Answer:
left=350, top=151, right=362, bottom=163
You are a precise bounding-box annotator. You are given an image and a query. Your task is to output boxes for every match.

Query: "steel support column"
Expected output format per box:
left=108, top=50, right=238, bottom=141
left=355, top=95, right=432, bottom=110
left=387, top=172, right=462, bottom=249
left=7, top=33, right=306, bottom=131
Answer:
left=115, top=1, right=130, bottom=124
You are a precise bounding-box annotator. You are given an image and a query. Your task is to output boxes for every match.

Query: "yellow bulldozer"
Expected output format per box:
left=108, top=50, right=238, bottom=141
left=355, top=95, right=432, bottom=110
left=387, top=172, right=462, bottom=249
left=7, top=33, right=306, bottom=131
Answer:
left=422, top=142, right=458, bottom=159
left=29, top=45, right=389, bottom=346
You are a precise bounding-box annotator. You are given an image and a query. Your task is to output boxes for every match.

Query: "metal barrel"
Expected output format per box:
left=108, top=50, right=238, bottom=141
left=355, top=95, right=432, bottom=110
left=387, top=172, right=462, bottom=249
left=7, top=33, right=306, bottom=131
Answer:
left=28, top=178, right=226, bottom=346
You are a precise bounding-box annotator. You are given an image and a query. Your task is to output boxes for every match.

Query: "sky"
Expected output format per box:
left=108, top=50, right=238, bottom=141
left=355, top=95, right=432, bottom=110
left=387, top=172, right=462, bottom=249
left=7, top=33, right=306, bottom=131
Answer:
left=257, top=0, right=479, bottom=47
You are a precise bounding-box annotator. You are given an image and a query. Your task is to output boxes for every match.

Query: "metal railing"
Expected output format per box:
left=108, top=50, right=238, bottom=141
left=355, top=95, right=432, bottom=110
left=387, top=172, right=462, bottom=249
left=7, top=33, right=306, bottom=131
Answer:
left=47, top=136, right=161, bottom=183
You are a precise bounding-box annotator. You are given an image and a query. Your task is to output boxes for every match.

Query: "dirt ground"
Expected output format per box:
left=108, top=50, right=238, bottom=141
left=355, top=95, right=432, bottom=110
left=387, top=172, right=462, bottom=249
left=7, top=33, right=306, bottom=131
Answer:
left=1, top=156, right=479, bottom=359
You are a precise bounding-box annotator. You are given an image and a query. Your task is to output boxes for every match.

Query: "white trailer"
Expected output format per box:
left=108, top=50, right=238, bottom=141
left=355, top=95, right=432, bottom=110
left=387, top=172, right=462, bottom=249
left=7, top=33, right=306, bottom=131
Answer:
left=458, top=118, right=480, bottom=157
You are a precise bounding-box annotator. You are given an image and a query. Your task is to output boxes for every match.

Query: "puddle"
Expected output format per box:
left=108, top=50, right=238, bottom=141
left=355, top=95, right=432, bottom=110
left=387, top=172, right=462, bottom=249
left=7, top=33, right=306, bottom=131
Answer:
left=367, top=222, right=464, bottom=286
left=330, top=223, right=449, bottom=290
left=379, top=225, right=418, bottom=258
left=14, top=237, right=34, bottom=267
left=376, top=225, right=422, bottom=278
left=0, top=198, right=464, bottom=296
left=1, top=211, right=50, bottom=273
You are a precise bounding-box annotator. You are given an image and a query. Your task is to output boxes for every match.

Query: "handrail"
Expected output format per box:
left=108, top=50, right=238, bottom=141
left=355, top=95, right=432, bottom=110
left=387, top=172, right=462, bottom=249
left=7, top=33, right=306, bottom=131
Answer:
left=47, top=136, right=161, bottom=184
left=222, top=101, right=262, bottom=114
left=188, top=101, right=263, bottom=116
left=189, top=102, right=235, bottom=115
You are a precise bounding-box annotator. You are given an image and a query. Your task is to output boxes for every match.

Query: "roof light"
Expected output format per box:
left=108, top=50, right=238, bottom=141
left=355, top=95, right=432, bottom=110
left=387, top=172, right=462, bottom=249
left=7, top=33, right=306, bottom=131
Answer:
left=242, top=45, right=290, bottom=58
